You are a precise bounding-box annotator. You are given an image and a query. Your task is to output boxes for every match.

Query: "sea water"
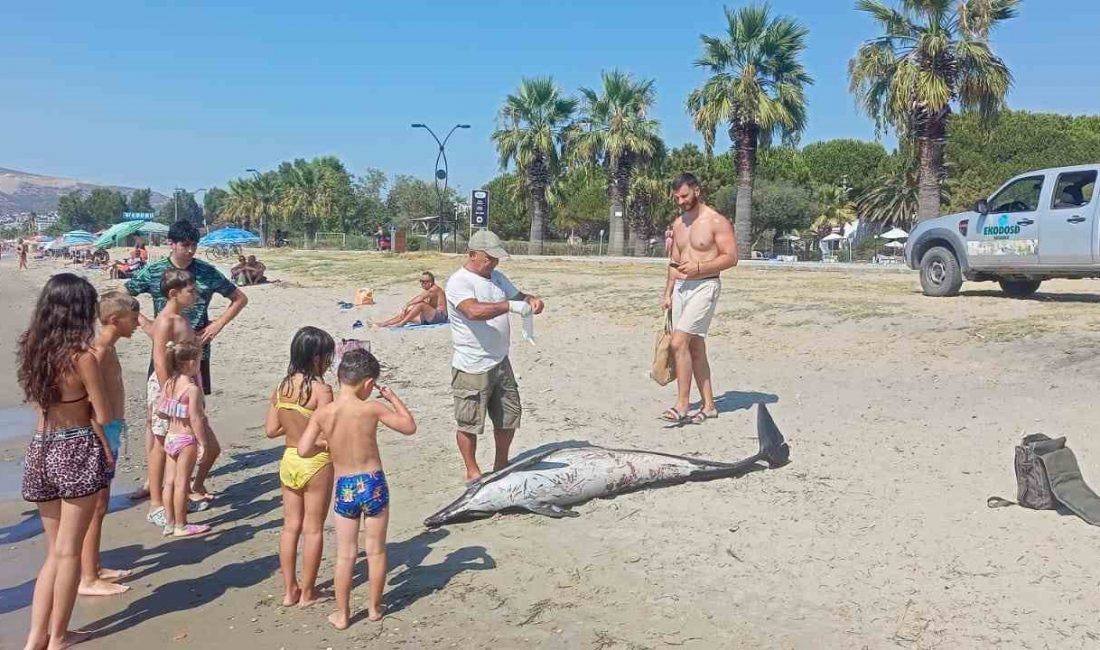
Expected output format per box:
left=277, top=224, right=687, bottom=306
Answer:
left=0, top=407, right=36, bottom=500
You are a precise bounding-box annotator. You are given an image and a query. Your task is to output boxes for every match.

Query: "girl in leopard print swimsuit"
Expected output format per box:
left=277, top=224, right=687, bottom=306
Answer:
left=17, top=273, right=113, bottom=650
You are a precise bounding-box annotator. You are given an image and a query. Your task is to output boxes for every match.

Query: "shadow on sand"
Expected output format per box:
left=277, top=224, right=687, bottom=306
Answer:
left=1, top=446, right=284, bottom=619
left=315, top=528, right=496, bottom=625
left=960, top=289, right=1100, bottom=304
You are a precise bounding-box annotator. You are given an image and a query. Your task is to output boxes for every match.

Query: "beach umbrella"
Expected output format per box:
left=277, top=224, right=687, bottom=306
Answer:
left=199, top=227, right=261, bottom=247
left=60, top=230, right=97, bottom=246
left=884, top=241, right=905, bottom=249
left=821, top=233, right=844, bottom=242
left=880, top=227, right=909, bottom=240
left=94, top=220, right=147, bottom=249
left=138, top=221, right=169, bottom=236
left=43, top=236, right=67, bottom=251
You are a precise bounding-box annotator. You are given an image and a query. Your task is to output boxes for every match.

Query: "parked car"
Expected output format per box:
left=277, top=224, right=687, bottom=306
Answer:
left=906, top=164, right=1100, bottom=297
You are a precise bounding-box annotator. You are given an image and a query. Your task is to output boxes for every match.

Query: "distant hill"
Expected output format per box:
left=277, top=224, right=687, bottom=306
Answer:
left=0, top=167, right=170, bottom=215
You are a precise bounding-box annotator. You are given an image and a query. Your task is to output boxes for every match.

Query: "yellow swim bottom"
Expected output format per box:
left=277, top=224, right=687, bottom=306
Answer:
left=279, top=447, right=331, bottom=490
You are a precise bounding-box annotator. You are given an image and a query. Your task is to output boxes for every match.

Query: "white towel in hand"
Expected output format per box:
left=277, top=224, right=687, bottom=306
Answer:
left=521, top=312, right=536, bottom=345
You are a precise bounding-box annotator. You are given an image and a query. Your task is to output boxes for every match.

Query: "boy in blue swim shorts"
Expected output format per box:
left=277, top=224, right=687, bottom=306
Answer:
left=298, top=349, right=416, bottom=629
left=80, top=291, right=140, bottom=596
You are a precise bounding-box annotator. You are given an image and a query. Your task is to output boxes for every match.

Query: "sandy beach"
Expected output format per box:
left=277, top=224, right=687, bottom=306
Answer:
left=3, top=248, right=1100, bottom=649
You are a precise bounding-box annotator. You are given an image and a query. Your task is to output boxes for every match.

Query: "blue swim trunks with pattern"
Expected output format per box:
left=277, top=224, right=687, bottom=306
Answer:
left=333, top=470, right=389, bottom=519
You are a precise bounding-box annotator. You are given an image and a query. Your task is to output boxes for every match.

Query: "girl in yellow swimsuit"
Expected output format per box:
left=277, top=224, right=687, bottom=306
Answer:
left=265, top=326, right=335, bottom=608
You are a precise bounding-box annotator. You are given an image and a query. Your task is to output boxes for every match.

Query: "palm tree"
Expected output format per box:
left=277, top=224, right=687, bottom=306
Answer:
left=855, top=149, right=951, bottom=230
left=277, top=159, right=328, bottom=243
left=811, top=185, right=856, bottom=233
left=492, top=77, right=577, bottom=255
left=573, top=70, right=662, bottom=256
left=687, top=4, right=812, bottom=257
left=221, top=174, right=278, bottom=240
left=849, top=0, right=1017, bottom=222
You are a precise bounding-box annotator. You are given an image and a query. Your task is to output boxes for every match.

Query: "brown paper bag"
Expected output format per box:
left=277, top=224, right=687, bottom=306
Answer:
left=650, top=310, right=674, bottom=386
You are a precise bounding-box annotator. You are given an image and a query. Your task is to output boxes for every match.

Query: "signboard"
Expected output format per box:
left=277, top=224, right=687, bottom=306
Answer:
left=471, top=190, right=489, bottom=228
left=122, top=212, right=155, bottom=221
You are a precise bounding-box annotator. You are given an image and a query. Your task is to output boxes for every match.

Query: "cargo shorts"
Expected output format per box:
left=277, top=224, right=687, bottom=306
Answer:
left=452, top=357, right=522, bottom=435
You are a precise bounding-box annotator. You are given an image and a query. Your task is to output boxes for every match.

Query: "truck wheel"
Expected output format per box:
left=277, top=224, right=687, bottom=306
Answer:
left=999, top=279, right=1041, bottom=299
left=919, top=246, right=963, bottom=297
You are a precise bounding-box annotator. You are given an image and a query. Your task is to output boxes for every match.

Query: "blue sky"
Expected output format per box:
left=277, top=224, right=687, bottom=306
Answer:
left=3, top=0, right=1099, bottom=197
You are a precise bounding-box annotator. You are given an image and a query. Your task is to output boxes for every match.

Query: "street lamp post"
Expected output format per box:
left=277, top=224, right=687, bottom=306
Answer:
left=192, top=189, right=208, bottom=229
left=173, top=187, right=184, bottom=223
left=411, top=123, right=470, bottom=252
left=245, top=168, right=267, bottom=246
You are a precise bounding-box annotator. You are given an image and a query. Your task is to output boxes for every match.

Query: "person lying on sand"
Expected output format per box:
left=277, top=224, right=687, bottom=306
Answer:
left=370, top=271, right=448, bottom=329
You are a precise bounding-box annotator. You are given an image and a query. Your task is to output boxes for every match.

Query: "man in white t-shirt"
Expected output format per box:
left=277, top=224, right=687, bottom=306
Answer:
left=446, top=230, right=544, bottom=481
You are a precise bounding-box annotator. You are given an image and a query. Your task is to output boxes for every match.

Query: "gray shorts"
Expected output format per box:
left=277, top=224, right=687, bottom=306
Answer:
left=452, top=358, right=522, bottom=435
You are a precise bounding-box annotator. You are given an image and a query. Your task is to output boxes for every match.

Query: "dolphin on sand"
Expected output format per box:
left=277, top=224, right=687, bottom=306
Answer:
left=424, top=403, right=790, bottom=527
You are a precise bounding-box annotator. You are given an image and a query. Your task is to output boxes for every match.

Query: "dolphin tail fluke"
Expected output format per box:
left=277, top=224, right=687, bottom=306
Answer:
left=756, top=404, right=790, bottom=468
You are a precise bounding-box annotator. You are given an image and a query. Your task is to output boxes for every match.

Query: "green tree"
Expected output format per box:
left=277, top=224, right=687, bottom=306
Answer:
left=385, top=175, right=443, bottom=225
left=57, top=191, right=93, bottom=232
left=203, top=188, right=229, bottom=224
left=713, top=178, right=816, bottom=249
left=757, top=146, right=811, bottom=185
left=572, top=69, right=662, bottom=255
left=85, top=188, right=127, bottom=228
left=664, top=144, right=727, bottom=199
left=628, top=162, right=676, bottom=255
left=801, top=139, right=888, bottom=195
left=492, top=77, right=577, bottom=254
left=481, top=173, right=528, bottom=241
left=157, top=190, right=202, bottom=227
left=128, top=188, right=154, bottom=213
left=688, top=4, right=813, bottom=257
left=547, top=168, right=610, bottom=241
left=348, top=168, right=388, bottom=233
left=849, top=0, right=1017, bottom=221
left=946, top=110, right=1100, bottom=211
left=811, top=185, right=856, bottom=232
left=221, top=173, right=278, bottom=233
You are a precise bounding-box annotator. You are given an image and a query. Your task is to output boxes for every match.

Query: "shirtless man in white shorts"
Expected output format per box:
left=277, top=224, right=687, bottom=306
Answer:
left=661, top=173, right=738, bottom=425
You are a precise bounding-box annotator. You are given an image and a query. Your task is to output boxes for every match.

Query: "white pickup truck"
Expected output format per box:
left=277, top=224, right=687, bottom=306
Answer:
left=906, top=164, right=1100, bottom=297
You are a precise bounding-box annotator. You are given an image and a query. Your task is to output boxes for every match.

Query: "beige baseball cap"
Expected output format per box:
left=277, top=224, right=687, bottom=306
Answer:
left=468, top=229, right=509, bottom=260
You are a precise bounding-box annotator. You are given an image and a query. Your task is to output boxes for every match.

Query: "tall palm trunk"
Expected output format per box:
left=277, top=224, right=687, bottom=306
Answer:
left=527, top=158, right=549, bottom=255
left=916, top=112, right=947, bottom=222
left=733, top=124, right=758, bottom=260
left=607, top=160, right=630, bottom=256
left=630, top=219, right=648, bottom=257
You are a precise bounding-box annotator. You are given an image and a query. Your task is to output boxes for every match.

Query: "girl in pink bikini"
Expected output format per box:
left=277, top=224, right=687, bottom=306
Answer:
left=158, top=341, right=211, bottom=537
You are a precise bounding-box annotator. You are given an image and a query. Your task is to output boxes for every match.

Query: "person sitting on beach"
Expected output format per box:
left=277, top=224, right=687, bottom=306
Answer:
left=265, top=326, right=335, bottom=608
left=230, top=255, right=249, bottom=284
left=370, top=271, right=448, bottom=329
left=298, top=348, right=416, bottom=628
left=245, top=255, right=267, bottom=284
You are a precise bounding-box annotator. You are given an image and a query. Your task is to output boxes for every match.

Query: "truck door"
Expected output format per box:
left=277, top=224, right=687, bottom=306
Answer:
left=967, top=174, right=1043, bottom=269
left=1039, top=169, right=1097, bottom=266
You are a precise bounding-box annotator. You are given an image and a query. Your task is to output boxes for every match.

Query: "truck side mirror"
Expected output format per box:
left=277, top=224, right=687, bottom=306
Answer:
left=975, top=198, right=989, bottom=215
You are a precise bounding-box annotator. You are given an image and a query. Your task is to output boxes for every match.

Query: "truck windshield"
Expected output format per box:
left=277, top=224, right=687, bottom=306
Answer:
left=989, top=176, right=1044, bottom=213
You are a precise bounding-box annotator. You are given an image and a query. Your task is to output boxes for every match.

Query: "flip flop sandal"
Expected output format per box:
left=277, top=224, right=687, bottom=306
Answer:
left=688, top=409, right=719, bottom=425
left=172, top=524, right=211, bottom=537
left=146, top=506, right=167, bottom=528
left=186, top=499, right=210, bottom=513
left=659, top=407, right=689, bottom=423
